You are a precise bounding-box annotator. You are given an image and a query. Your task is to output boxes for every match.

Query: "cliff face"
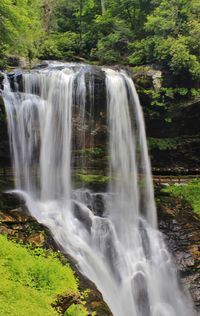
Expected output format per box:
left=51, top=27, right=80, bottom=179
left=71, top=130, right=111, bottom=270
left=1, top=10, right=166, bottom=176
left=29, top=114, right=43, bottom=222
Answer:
left=157, top=190, right=200, bottom=313
left=134, top=68, right=200, bottom=174
left=0, top=95, right=10, bottom=168
left=0, top=64, right=199, bottom=313
left=1, top=65, right=200, bottom=174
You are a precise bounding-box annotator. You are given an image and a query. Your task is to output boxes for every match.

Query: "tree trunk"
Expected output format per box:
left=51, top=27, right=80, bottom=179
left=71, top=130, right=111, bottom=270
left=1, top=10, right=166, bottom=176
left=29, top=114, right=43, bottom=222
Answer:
left=101, top=0, right=105, bottom=14
left=79, top=0, right=83, bottom=42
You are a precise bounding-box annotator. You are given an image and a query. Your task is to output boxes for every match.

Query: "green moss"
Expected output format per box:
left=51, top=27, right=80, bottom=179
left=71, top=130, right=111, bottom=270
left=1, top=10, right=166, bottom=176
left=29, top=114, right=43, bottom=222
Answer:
left=131, top=65, right=151, bottom=72
left=74, top=147, right=105, bottom=158
left=0, top=235, right=84, bottom=316
left=162, top=179, right=200, bottom=214
left=76, top=174, right=109, bottom=185
left=64, top=304, right=88, bottom=316
left=148, top=138, right=178, bottom=150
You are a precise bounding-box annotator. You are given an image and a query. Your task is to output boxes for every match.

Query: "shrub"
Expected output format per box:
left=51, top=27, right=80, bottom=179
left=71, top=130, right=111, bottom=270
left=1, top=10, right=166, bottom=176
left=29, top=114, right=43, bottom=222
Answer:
left=163, top=179, right=200, bottom=213
left=39, top=32, right=79, bottom=60
left=0, top=235, right=80, bottom=316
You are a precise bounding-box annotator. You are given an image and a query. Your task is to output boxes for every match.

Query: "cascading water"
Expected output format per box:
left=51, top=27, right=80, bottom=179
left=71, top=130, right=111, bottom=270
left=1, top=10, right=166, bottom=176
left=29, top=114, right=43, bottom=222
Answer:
left=2, top=62, right=194, bottom=316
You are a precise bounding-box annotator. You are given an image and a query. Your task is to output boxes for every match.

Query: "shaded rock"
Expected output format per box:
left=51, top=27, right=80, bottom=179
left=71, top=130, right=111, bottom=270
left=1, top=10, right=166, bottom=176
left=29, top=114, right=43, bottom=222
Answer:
left=0, top=208, right=32, bottom=223
left=133, top=67, right=162, bottom=91
left=157, top=189, right=200, bottom=311
left=53, top=293, right=79, bottom=315
left=131, top=66, right=200, bottom=174
left=27, top=232, right=45, bottom=247
left=0, top=96, right=11, bottom=167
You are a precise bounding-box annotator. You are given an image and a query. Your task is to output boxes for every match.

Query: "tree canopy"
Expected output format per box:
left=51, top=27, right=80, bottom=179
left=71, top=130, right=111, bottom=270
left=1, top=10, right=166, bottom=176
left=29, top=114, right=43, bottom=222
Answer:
left=0, top=0, right=199, bottom=81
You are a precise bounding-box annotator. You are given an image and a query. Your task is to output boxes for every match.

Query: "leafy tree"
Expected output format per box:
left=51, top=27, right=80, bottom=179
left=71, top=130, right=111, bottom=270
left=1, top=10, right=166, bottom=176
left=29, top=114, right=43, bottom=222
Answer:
left=129, top=0, right=200, bottom=79
left=0, top=0, right=199, bottom=82
left=0, top=0, right=44, bottom=62
left=93, top=12, right=131, bottom=63
left=39, top=32, right=79, bottom=59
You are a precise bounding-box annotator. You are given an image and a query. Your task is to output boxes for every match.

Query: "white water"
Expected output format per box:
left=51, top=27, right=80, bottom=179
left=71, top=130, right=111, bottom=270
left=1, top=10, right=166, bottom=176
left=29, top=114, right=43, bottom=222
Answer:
left=2, top=63, right=194, bottom=316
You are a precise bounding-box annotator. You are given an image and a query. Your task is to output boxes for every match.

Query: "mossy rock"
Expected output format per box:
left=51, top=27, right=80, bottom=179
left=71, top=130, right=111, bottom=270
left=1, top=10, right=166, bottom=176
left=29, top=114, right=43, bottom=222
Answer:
left=73, top=173, right=110, bottom=191
left=133, top=73, right=153, bottom=89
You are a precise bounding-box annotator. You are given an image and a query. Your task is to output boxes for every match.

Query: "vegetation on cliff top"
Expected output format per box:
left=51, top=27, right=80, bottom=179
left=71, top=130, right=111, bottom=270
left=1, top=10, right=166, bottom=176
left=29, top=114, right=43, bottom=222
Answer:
left=163, top=179, right=200, bottom=214
left=0, top=0, right=199, bottom=82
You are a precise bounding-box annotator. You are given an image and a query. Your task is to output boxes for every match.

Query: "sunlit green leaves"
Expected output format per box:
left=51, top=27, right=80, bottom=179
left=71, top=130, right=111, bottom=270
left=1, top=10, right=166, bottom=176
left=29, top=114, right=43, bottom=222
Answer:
left=128, top=0, right=200, bottom=79
left=0, top=0, right=44, bottom=59
left=0, top=235, right=79, bottom=316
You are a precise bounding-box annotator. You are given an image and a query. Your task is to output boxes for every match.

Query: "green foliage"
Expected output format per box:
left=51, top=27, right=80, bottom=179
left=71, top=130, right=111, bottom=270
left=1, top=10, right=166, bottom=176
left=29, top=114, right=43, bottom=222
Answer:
left=76, top=174, right=109, bottom=185
left=92, top=13, right=131, bottom=64
left=148, top=138, right=178, bottom=150
left=76, top=147, right=105, bottom=157
left=0, top=0, right=44, bottom=61
left=160, top=87, right=200, bottom=98
left=163, top=179, right=200, bottom=213
left=0, top=0, right=199, bottom=81
left=142, top=86, right=200, bottom=119
left=191, top=88, right=200, bottom=97
left=65, top=303, right=88, bottom=316
left=39, top=32, right=79, bottom=59
left=128, top=0, right=200, bottom=79
left=95, top=32, right=126, bottom=64
left=0, top=234, right=81, bottom=316
left=169, top=36, right=200, bottom=78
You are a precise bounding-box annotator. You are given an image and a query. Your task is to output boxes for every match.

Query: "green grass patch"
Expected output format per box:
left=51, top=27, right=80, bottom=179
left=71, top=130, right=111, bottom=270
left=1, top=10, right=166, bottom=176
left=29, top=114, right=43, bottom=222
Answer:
left=0, top=235, right=83, bottom=316
left=163, top=179, right=200, bottom=214
left=75, top=174, right=109, bottom=185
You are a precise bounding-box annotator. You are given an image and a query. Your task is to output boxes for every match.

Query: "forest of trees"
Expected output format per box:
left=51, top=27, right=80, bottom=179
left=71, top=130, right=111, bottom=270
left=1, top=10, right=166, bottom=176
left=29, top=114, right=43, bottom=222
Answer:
left=0, top=0, right=200, bottom=81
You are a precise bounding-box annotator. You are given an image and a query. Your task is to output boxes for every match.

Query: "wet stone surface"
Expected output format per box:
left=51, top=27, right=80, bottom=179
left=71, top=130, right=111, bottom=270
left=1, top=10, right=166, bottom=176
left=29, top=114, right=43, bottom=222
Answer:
left=157, top=189, right=200, bottom=313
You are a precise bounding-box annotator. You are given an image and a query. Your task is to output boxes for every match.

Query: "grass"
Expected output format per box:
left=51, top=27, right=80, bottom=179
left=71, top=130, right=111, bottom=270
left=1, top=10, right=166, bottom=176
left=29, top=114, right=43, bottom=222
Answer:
left=77, top=174, right=109, bottom=184
left=163, top=179, right=200, bottom=214
left=0, top=234, right=87, bottom=316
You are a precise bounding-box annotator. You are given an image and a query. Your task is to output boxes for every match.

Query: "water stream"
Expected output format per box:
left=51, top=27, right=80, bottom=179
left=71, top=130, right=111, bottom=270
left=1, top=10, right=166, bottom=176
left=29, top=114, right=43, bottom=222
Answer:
left=2, top=62, right=194, bottom=316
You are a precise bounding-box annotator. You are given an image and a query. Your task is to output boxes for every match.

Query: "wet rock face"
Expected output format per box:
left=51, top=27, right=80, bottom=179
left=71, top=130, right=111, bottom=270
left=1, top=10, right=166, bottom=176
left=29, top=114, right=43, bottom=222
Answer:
left=133, top=68, right=200, bottom=174
left=0, top=207, right=112, bottom=316
left=1, top=64, right=200, bottom=174
left=157, top=191, right=200, bottom=312
left=0, top=96, right=10, bottom=167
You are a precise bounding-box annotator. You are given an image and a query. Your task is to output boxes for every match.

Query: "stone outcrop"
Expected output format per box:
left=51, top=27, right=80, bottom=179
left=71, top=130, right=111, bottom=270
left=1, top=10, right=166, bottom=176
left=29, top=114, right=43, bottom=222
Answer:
left=157, top=188, right=200, bottom=313
left=133, top=67, right=200, bottom=174
left=0, top=94, right=10, bottom=167
left=1, top=64, right=200, bottom=174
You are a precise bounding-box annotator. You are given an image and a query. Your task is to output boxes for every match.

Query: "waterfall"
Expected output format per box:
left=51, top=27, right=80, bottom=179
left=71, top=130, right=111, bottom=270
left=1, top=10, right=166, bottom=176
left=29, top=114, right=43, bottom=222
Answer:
left=2, top=62, right=194, bottom=316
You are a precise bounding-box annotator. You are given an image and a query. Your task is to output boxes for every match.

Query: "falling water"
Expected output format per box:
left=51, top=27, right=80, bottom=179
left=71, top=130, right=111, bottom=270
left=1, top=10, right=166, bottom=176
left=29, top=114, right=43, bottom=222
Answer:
left=2, top=63, right=194, bottom=316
